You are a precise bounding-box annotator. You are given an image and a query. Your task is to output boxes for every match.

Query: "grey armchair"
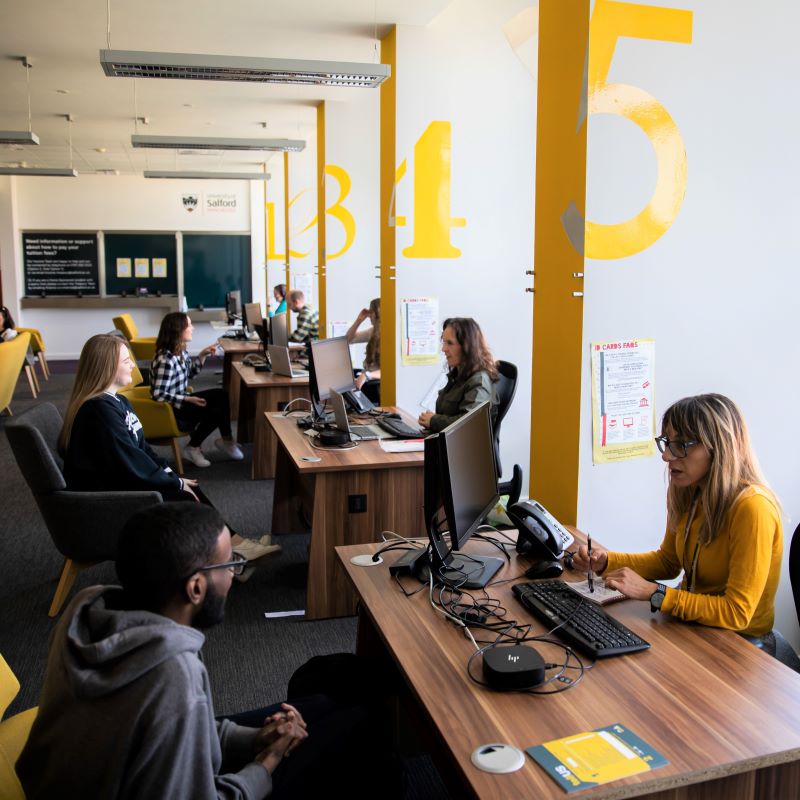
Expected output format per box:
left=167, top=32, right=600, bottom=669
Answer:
left=5, top=402, right=162, bottom=616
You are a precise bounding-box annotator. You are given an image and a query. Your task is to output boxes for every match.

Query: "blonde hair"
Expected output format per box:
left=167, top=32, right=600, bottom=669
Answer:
left=662, top=393, right=777, bottom=543
left=59, top=335, right=125, bottom=452
left=365, top=297, right=380, bottom=370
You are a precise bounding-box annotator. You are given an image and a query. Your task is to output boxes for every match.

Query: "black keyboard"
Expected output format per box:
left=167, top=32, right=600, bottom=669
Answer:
left=376, top=417, right=425, bottom=439
left=512, top=580, right=650, bottom=658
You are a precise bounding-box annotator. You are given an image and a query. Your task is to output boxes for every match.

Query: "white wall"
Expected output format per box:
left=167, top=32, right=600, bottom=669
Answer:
left=394, top=0, right=537, bottom=482
left=578, top=1, right=800, bottom=645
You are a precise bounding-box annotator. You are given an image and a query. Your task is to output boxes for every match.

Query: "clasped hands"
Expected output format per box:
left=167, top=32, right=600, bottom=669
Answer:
left=571, top=544, right=657, bottom=601
left=254, top=703, right=308, bottom=773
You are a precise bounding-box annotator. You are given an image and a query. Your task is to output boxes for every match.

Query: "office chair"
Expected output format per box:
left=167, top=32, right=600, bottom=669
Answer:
left=0, top=654, right=36, bottom=800
left=6, top=403, right=162, bottom=616
left=0, top=332, right=33, bottom=415
left=494, top=360, right=523, bottom=506
left=112, top=313, right=157, bottom=361
left=790, top=523, right=800, bottom=629
left=16, top=327, right=49, bottom=380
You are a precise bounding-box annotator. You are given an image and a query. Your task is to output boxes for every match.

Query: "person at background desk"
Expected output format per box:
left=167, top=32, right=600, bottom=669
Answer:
left=0, top=304, right=18, bottom=341
left=346, top=298, right=380, bottom=406
left=418, top=317, right=498, bottom=433
left=151, top=312, right=243, bottom=469
left=287, top=289, right=319, bottom=344
left=572, top=393, right=788, bottom=661
left=268, top=283, right=287, bottom=317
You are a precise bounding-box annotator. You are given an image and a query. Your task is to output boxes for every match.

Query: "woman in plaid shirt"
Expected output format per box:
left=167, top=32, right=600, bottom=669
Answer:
left=151, top=312, right=243, bottom=468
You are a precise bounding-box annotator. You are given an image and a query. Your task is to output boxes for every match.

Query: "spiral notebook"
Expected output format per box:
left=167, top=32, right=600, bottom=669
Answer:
left=565, top=579, right=626, bottom=606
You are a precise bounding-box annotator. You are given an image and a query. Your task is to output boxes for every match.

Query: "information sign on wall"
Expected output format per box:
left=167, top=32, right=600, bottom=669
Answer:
left=23, top=232, right=99, bottom=295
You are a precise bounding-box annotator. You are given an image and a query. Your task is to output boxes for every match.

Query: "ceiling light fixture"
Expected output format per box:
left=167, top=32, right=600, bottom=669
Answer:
left=0, top=167, right=77, bottom=177
left=100, top=50, right=390, bottom=88
left=144, top=170, right=271, bottom=180
left=0, top=57, right=40, bottom=146
left=132, top=135, right=305, bottom=152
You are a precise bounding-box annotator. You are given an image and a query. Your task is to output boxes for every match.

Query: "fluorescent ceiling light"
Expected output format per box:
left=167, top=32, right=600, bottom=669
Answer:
left=100, top=49, right=390, bottom=88
left=0, top=167, right=77, bottom=176
left=0, top=131, right=40, bottom=146
left=132, top=135, right=305, bottom=152
left=144, top=170, right=270, bottom=180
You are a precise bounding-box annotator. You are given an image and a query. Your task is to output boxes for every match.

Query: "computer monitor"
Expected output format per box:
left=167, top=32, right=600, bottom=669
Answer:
left=225, top=290, right=241, bottom=324
left=243, top=302, right=263, bottom=334
left=271, top=312, right=288, bottom=348
left=307, top=336, right=356, bottom=419
left=423, top=402, right=502, bottom=588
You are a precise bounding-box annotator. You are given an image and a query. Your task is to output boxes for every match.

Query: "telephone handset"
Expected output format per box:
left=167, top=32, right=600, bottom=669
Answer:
left=343, top=388, right=375, bottom=414
left=507, top=500, right=575, bottom=561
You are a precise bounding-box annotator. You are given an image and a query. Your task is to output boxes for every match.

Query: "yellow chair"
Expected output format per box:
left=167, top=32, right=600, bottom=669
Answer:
left=0, top=333, right=32, bottom=415
left=16, top=327, right=49, bottom=380
left=118, top=351, right=190, bottom=474
left=0, top=654, right=37, bottom=800
left=112, top=313, right=157, bottom=361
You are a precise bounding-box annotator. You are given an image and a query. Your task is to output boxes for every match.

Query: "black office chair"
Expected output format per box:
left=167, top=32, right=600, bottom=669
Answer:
left=790, top=523, right=800, bottom=629
left=493, top=360, right=523, bottom=506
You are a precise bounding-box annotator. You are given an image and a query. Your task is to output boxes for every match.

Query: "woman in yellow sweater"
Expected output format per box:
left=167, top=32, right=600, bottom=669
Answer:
left=573, top=393, right=783, bottom=655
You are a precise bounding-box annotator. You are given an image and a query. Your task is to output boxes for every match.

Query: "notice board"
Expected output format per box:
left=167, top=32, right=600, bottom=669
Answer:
left=104, top=233, right=178, bottom=296
left=23, top=232, right=99, bottom=295
left=182, top=234, right=251, bottom=309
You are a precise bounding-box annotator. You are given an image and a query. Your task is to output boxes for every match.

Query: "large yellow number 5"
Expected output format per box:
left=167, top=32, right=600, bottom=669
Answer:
left=582, top=0, right=693, bottom=260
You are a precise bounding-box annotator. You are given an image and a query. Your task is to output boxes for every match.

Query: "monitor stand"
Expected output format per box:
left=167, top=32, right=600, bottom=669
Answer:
left=421, top=552, right=504, bottom=589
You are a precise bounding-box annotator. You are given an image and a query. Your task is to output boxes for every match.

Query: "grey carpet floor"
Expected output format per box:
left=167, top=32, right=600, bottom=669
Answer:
left=0, top=359, right=449, bottom=799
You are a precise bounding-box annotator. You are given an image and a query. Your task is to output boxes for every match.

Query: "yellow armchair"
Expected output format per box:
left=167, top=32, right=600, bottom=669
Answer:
left=112, top=313, right=157, bottom=361
left=118, top=353, right=190, bottom=473
left=0, top=332, right=32, bottom=415
left=0, top=654, right=37, bottom=800
left=16, top=327, right=49, bottom=380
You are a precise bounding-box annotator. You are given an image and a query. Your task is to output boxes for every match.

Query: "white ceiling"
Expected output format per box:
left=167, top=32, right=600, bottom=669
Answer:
left=0, top=0, right=451, bottom=175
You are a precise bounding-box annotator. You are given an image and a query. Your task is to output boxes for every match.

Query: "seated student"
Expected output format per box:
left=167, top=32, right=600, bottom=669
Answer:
left=572, top=394, right=788, bottom=661
left=418, top=317, right=498, bottom=433
left=269, top=283, right=287, bottom=317
left=286, top=289, right=319, bottom=343
left=60, top=334, right=279, bottom=560
left=345, top=298, right=381, bottom=405
left=17, top=503, right=397, bottom=799
left=151, top=311, right=243, bottom=469
left=0, top=305, right=18, bottom=341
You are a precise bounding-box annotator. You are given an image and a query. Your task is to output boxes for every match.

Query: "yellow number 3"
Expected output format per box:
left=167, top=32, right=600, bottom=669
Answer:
left=583, top=0, right=693, bottom=260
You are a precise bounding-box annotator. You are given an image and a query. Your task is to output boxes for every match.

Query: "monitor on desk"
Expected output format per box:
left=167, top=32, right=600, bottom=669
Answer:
left=423, top=401, right=502, bottom=588
left=225, top=290, right=242, bottom=324
left=271, top=312, right=288, bottom=348
left=307, top=336, right=356, bottom=419
left=243, top=302, right=263, bottom=334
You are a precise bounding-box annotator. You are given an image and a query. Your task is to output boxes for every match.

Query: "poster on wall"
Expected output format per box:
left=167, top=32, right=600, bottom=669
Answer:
left=134, top=258, right=150, bottom=278
left=590, top=339, right=656, bottom=464
left=400, top=297, right=440, bottom=366
left=152, top=258, right=167, bottom=278
left=116, top=257, right=132, bottom=278
left=23, top=232, right=99, bottom=296
left=293, top=273, right=314, bottom=307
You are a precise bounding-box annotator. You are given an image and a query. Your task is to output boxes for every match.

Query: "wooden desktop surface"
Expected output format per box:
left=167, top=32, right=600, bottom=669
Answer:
left=268, top=409, right=425, bottom=619
left=337, top=536, right=800, bottom=800
left=232, top=361, right=309, bottom=479
left=218, top=337, right=262, bottom=421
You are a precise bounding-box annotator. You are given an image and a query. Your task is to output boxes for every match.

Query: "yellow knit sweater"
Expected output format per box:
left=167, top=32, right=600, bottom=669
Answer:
left=605, top=486, right=782, bottom=637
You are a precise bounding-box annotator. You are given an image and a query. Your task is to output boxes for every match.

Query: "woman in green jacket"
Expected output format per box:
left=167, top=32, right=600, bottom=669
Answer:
left=418, top=317, right=498, bottom=433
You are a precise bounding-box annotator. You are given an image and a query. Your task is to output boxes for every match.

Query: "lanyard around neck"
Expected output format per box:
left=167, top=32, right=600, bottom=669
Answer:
left=681, top=490, right=702, bottom=592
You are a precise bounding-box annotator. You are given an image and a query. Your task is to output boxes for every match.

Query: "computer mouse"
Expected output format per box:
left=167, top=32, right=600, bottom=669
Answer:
left=524, top=560, right=564, bottom=580
left=384, top=412, right=401, bottom=419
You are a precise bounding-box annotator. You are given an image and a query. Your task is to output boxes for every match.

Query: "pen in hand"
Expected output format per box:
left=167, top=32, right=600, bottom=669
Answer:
left=587, top=534, right=595, bottom=593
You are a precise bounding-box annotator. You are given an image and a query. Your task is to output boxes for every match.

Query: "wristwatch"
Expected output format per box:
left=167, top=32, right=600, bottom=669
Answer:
left=650, top=583, right=668, bottom=613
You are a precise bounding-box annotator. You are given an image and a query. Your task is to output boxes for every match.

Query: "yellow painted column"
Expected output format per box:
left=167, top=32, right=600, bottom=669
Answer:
left=283, top=150, right=291, bottom=332
left=380, top=27, right=397, bottom=407
left=530, top=0, right=589, bottom=524
left=262, top=163, right=269, bottom=312
left=316, top=102, right=327, bottom=338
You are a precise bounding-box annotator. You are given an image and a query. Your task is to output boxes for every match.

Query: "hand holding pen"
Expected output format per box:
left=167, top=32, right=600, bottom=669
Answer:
left=587, top=535, right=594, bottom=593
left=571, top=539, right=609, bottom=578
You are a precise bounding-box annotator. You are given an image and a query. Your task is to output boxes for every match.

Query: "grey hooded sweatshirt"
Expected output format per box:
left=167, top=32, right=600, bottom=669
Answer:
left=17, top=586, right=271, bottom=799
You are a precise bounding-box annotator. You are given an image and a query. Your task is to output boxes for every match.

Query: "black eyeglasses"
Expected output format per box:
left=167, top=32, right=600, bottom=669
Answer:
left=193, top=553, right=249, bottom=578
left=654, top=435, right=699, bottom=459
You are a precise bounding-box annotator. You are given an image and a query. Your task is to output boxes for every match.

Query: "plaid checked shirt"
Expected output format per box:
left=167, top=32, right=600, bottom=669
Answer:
left=150, top=350, right=202, bottom=409
left=288, top=305, right=319, bottom=342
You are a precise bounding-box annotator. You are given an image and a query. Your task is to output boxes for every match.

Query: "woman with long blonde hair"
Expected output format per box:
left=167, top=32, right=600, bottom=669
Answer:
left=573, top=394, right=784, bottom=657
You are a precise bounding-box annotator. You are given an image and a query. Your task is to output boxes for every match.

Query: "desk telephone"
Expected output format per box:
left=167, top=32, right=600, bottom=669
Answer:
left=507, top=500, right=575, bottom=561
left=343, top=388, right=374, bottom=414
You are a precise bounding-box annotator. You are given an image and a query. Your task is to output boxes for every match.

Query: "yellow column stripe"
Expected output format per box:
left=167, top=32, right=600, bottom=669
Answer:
left=283, top=150, right=291, bottom=332
left=317, top=102, right=327, bottom=338
left=380, top=26, right=397, bottom=407
left=262, top=162, right=268, bottom=312
left=530, top=0, right=589, bottom=525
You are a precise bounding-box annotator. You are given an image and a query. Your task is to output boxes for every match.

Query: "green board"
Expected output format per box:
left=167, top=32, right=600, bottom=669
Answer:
left=104, top=233, right=178, bottom=296
left=182, top=234, right=252, bottom=309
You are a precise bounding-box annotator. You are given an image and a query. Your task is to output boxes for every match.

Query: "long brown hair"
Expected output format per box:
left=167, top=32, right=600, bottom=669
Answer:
left=59, top=335, right=124, bottom=452
left=662, top=393, right=778, bottom=543
left=156, top=312, right=189, bottom=355
left=365, top=297, right=380, bottom=369
left=442, top=317, right=498, bottom=381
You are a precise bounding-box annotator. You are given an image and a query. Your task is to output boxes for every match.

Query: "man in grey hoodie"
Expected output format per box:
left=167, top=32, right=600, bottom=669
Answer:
left=16, top=502, right=307, bottom=799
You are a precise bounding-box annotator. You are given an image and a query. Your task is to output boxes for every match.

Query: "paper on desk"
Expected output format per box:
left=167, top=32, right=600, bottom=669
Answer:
left=380, top=439, right=425, bottom=453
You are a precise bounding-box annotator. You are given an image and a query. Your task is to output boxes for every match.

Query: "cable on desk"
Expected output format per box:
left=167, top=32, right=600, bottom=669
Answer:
left=281, top=397, right=313, bottom=415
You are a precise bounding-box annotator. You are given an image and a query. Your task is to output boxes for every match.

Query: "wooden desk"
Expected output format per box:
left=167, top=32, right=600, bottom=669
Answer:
left=338, top=538, right=800, bottom=800
left=268, top=411, right=425, bottom=620
left=233, top=362, right=309, bottom=479
left=218, top=338, right=262, bottom=420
